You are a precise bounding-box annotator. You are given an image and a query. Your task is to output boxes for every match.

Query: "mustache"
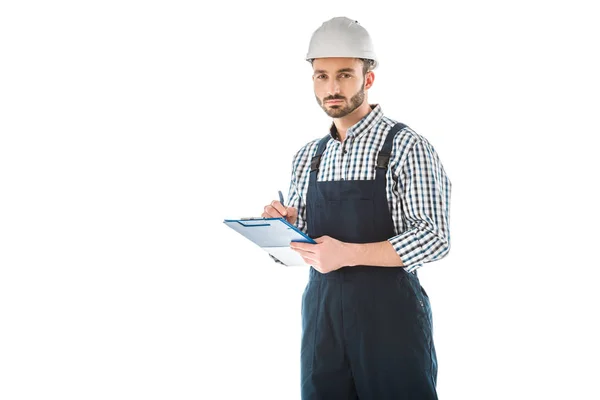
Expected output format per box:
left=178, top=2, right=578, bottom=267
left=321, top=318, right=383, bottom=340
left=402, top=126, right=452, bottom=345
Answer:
left=323, top=95, right=346, bottom=101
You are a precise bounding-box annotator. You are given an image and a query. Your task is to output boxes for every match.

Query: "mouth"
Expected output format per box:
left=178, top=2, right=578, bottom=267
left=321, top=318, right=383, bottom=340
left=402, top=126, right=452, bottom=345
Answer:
left=325, top=99, right=344, bottom=104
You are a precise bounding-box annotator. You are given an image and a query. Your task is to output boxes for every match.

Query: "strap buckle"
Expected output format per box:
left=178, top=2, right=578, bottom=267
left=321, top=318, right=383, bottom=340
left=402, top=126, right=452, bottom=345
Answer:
left=376, top=153, right=391, bottom=169
left=310, top=155, right=322, bottom=172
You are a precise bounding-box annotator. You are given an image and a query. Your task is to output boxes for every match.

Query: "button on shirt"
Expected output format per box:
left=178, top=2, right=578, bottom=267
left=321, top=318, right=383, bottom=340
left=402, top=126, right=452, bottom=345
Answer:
left=287, top=104, right=451, bottom=272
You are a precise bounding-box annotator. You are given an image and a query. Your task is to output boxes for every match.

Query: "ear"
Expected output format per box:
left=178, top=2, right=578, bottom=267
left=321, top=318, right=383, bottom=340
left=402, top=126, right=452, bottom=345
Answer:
left=364, top=71, right=375, bottom=90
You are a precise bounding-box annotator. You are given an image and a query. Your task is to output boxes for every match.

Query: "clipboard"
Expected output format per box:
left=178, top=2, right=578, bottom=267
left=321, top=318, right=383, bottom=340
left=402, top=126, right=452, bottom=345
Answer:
left=223, top=217, right=316, bottom=266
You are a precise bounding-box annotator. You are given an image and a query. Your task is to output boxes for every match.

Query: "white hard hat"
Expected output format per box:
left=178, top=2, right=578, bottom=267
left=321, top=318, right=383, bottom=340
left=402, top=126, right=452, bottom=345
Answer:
left=306, top=17, right=378, bottom=69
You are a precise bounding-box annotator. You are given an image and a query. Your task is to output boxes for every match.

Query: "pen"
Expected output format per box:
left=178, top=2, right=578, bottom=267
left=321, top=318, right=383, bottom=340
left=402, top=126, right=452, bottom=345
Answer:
left=278, top=190, right=288, bottom=218
left=278, top=190, right=285, bottom=207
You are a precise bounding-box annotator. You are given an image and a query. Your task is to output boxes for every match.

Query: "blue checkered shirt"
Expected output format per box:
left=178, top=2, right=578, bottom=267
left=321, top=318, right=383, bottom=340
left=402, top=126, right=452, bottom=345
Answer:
left=287, top=104, right=451, bottom=272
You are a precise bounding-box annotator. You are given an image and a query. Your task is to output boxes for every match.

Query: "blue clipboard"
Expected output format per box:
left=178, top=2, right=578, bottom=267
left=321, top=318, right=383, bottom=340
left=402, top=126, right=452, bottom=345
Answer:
left=223, top=217, right=316, bottom=266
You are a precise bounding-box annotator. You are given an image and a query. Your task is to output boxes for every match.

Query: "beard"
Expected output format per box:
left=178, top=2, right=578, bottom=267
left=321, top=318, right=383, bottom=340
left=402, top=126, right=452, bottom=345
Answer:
left=316, top=84, right=366, bottom=119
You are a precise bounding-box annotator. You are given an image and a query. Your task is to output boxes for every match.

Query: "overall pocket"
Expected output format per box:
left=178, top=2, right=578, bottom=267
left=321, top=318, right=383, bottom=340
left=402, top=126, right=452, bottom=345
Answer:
left=398, top=270, right=433, bottom=342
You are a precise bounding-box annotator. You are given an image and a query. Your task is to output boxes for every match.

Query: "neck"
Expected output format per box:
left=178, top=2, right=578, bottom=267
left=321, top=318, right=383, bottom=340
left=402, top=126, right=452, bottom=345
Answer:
left=333, top=101, right=372, bottom=142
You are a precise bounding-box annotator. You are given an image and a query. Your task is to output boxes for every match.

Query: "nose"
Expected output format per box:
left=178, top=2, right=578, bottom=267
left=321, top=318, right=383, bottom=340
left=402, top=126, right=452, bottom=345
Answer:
left=326, top=79, right=341, bottom=96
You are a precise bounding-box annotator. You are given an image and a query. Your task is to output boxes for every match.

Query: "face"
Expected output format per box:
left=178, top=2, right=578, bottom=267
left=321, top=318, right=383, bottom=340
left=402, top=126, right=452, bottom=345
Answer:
left=312, top=58, right=373, bottom=118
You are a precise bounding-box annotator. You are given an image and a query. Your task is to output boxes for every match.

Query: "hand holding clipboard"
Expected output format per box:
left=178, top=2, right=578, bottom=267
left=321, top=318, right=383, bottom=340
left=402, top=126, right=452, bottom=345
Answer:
left=223, top=191, right=313, bottom=266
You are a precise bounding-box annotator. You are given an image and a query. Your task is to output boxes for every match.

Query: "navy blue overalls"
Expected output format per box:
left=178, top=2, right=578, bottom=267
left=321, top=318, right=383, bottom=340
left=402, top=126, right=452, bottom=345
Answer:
left=300, top=123, right=438, bottom=399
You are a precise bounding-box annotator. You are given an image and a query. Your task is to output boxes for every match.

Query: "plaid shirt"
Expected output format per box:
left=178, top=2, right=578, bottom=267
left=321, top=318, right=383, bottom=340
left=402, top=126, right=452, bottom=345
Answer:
left=287, top=104, right=451, bottom=272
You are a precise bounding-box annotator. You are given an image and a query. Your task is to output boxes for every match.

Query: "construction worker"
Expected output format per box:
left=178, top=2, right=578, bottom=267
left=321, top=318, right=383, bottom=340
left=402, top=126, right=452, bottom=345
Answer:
left=262, top=16, right=451, bottom=399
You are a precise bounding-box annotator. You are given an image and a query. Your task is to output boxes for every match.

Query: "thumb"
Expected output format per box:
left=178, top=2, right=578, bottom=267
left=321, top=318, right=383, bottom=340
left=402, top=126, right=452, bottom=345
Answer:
left=314, top=236, right=327, bottom=243
left=285, top=206, right=299, bottom=224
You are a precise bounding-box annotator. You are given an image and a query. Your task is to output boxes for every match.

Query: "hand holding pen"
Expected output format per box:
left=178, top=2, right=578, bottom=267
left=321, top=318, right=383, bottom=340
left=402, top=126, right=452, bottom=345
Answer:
left=261, top=190, right=298, bottom=225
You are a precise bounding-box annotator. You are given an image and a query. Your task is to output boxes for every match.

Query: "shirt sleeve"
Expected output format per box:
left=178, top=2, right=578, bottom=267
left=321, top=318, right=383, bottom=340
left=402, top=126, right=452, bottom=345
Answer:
left=388, top=139, right=451, bottom=270
left=268, top=145, right=311, bottom=265
left=287, top=155, right=308, bottom=233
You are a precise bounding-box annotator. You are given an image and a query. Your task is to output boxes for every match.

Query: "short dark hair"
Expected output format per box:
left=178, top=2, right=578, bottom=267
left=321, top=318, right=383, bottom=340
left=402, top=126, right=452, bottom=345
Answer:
left=358, top=58, right=375, bottom=75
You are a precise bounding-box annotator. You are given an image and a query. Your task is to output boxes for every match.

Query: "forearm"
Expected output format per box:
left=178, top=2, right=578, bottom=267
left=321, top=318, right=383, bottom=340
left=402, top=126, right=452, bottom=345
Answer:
left=346, top=240, right=404, bottom=267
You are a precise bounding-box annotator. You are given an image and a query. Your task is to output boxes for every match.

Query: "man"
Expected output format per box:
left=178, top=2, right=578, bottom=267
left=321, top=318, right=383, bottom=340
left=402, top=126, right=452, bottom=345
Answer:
left=262, top=16, right=451, bottom=399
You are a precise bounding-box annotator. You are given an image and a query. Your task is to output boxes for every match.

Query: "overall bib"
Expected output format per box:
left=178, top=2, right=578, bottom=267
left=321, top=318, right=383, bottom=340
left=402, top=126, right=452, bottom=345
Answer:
left=300, top=123, right=438, bottom=400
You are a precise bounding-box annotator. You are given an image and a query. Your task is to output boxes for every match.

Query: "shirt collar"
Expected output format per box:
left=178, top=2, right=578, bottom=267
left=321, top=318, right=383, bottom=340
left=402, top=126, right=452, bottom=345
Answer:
left=329, top=104, right=384, bottom=141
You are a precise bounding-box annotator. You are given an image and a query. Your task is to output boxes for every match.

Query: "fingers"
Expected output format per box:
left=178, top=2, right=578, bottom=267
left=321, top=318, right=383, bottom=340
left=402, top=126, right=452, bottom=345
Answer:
left=290, top=243, right=324, bottom=272
left=285, top=206, right=298, bottom=225
left=290, top=242, right=317, bottom=254
left=271, top=200, right=287, bottom=216
left=286, top=206, right=298, bottom=218
left=262, top=201, right=283, bottom=218
left=299, top=252, right=318, bottom=265
left=261, top=201, right=299, bottom=227
left=262, top=200, right=288, bottom=219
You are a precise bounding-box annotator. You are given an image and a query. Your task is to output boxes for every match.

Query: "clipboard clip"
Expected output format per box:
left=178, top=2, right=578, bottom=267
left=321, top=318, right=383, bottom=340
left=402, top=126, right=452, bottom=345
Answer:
left=236, top=218, right=271, bottom=227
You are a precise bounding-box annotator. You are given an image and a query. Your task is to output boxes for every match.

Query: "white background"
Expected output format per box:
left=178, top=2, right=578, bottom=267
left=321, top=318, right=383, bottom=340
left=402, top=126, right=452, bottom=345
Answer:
left=1, top=1, right=599, bottom=399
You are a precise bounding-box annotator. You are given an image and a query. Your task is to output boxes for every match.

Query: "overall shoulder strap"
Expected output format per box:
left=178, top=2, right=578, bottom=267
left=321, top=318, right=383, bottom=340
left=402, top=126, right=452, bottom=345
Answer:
left=376, top=123, right=407, bottom=170
left=310, top=134, right=332, bottom=173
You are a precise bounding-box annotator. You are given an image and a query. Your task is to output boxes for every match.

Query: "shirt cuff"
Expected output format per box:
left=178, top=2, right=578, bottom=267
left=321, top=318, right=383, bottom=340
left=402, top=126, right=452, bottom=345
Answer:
left=269, top=254, right=285, bottom=265
left=388, top=227, right=450, bottom=271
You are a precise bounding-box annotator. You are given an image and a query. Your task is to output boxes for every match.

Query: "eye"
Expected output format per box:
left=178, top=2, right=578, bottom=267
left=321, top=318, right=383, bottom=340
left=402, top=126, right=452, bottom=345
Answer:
left=340, top=73, right=351, bottom=79
left=316, top=74, right=327, bottom=79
